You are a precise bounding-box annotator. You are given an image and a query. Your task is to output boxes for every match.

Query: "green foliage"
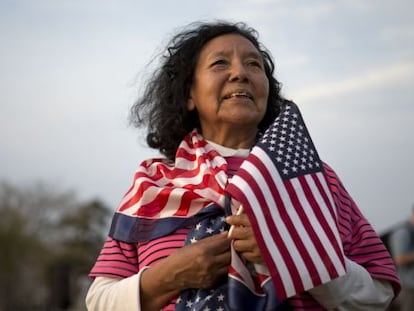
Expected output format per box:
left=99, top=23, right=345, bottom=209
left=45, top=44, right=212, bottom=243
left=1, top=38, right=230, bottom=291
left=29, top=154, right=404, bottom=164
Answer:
left=0, top=181, right=111, bottom=311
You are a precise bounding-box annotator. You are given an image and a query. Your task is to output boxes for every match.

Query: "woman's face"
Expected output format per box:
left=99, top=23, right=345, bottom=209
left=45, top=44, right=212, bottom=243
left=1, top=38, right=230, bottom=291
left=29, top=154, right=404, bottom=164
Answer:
left=187, top=33, right=269, bottom=148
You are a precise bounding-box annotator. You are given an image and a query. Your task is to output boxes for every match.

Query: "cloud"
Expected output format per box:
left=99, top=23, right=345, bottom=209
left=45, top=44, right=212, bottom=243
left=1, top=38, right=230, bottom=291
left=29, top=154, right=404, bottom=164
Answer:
left=293, top=62, right=414, bottom=103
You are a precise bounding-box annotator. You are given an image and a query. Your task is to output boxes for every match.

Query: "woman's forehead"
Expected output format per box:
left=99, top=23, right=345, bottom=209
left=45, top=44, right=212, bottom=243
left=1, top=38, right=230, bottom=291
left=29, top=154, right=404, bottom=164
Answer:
left=200, top=34, right=261, bottom=58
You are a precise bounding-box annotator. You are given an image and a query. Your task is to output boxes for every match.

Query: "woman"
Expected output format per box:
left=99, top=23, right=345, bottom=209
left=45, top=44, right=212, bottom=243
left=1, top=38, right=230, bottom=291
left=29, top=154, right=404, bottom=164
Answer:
left=86, top=21, right=400, bottom=310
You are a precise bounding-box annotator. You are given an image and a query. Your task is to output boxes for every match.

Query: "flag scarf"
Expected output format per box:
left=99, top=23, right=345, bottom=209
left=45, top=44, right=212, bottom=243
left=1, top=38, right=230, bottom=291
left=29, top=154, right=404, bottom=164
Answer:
left=226, top=101, right=346, bottom=300
left=109, top=130, right=281, bottom=310
left=109, top=131, right=229, bottom=243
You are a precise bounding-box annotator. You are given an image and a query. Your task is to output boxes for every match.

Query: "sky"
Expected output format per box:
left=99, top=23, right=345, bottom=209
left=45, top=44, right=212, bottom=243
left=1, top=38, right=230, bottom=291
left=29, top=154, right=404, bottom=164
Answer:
left=1, top=0, right=413, bottom=233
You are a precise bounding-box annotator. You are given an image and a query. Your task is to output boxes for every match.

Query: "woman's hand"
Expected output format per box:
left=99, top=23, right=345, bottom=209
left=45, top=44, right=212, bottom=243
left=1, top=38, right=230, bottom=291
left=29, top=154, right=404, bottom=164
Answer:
left=140, top=232, right=231, bottom=311
left=226, top=213, right=264, bottom=264
left=169, top=232, right=231, bottom=289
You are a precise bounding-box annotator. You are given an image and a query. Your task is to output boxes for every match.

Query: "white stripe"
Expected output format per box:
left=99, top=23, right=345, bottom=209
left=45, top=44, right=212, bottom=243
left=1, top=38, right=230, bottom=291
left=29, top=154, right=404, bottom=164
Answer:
left=245, top=149, right=316, bottom=290
left=253, top=147, right=345, bottom=283
left=318, top=173, right=339, bottom=219
left=230, top=174, right=295, bottom=297
left=120, top=185, right=163, bottom=216
left=176, top=138, right=227, bottom=169
left=118, top=163, right=174, bottom=209
left=229, top=245, right=264, bottom=294
left=290, top=178, right=336, bottom=283
left=306, top=174, right=345, bottom=272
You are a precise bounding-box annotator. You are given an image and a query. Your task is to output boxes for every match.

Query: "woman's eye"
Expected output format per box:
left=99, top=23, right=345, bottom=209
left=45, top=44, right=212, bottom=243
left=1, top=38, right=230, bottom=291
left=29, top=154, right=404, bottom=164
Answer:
left=211, top=59, right=227, bottom=66
left=247, top=60, right=262, bottom=68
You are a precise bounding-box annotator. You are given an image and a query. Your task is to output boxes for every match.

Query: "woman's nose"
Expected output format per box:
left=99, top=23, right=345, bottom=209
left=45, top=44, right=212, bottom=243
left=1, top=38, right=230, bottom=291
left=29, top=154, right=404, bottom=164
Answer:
left=228, top=61, right=248, bottom=82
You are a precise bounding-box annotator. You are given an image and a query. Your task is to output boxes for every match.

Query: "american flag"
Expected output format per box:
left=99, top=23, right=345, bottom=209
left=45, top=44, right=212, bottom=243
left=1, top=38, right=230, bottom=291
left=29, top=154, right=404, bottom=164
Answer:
left=175, top=204, right=282, bottom=311
left=226, top=101, right=346, bottom=300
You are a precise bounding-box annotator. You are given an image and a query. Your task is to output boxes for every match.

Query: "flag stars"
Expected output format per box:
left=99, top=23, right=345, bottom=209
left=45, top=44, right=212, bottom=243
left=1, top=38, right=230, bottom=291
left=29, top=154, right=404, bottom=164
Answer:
left=259, top=103, right=321, bottom=178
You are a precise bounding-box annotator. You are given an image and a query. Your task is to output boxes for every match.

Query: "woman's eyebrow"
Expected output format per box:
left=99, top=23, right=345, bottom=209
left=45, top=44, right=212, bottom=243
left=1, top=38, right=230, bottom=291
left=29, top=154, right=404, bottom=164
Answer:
left=207, top=51, right=228, bottom=60
left=243, top=51, right=263, bottom=59
left=207, top=50, right=262, bottom=60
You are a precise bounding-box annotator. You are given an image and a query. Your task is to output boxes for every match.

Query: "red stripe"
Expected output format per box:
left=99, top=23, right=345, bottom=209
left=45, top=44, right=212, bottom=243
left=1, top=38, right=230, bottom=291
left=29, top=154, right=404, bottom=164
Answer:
left=228, top=161, right=307, bottom=299
left=227, top=151, right=348, bottom=299
left=173, top=191, right=199, bottom=216
left=248, top=154, right=321, bottom=290
left=136, top=187, right=172, bottom=216
left=306, top=175, right=345, bottom=270
left=313, top=173, right=337, bottom=221
left=226, top=182, right=287, bottom=299
left=290, top=177, right=335, bottom=280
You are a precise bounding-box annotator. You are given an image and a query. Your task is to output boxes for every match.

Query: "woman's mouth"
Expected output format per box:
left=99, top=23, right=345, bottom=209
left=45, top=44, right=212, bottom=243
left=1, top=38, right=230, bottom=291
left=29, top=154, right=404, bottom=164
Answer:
left=223, top=92, right=253, bottom=100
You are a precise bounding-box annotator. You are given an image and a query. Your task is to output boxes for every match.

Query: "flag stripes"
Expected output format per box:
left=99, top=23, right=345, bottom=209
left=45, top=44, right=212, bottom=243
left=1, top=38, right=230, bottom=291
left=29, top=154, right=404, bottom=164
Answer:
left=226, top=102, right=346, bottom=300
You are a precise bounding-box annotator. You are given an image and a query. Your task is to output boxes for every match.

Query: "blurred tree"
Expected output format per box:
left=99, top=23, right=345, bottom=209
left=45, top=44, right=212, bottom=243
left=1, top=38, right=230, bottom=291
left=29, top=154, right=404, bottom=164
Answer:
left=0, top=181, right=111, bottom=311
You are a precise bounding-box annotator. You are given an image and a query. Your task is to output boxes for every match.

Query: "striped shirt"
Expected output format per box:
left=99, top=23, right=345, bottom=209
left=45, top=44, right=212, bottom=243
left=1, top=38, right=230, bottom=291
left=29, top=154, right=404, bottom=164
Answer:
left=89, top=157, right=243, bottom=310
left=89, top=159, right=399, bottom=310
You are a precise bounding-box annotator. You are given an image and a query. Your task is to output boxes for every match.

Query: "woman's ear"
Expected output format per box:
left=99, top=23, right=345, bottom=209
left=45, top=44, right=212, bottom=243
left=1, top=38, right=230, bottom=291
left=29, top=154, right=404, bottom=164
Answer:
left=187, top=96, right=195, bottom=111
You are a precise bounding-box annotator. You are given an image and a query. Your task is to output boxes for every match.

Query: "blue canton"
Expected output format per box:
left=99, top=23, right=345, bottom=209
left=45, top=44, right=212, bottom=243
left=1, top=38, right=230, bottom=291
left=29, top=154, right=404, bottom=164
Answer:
left=175, top=204, right=229, bottom=311
left=258, top=103, right=321, bottom=180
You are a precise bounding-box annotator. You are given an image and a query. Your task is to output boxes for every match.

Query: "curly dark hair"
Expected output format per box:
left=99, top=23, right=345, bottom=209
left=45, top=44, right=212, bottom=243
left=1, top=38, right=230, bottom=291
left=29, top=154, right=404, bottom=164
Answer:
left=130, top=20, right=286, bottom=161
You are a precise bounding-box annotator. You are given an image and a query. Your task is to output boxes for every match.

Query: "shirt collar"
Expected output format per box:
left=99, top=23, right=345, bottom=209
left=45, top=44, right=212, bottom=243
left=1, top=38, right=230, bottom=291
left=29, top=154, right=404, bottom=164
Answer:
left=206, top=140, right=250, bottom=158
